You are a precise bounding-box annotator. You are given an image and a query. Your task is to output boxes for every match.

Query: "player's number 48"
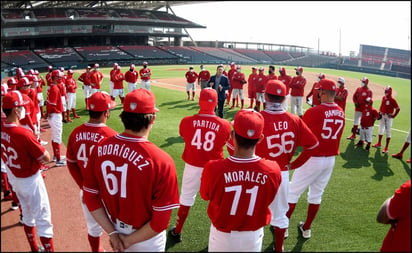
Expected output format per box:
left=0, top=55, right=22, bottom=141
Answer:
left=191, top=129, right=216, bottom=151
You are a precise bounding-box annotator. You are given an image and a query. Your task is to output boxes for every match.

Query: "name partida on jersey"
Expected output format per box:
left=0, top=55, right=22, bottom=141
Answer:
left=324, top=109, right=344, bottom=118
left=192, top=120, right=220, bottom=132
left=97, top=144, right=150, bottom=171
left=76, top=131, right=105, bottom=143
left=224, top=170, right=267, bottom=185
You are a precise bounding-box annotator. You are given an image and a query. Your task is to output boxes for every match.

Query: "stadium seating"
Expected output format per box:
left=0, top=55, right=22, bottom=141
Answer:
left=263, top=51, right=292, bottom=62
left=192, top=47, right=256, bottom=64
left=32, top=8, right=67, bottom=19
left=285, top=54, right=339, bottom=67
left=34, top=48, right=83, bottom=64
left=232, top=48, right=273, bottom=63
left=74, top=46, right=133, bottom=61
left=1, top=9, right=23, bottom=20
left=159, top=46, right=222, bottom=64
left=118, top=45, right=177, bottom=60
left=387, top=48, right=410, bottom=65
left=1, top=50, right=49, bottom=69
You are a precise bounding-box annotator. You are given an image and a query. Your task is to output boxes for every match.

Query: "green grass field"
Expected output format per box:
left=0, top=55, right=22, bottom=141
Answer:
left=54, top=65, right=410, bottom=252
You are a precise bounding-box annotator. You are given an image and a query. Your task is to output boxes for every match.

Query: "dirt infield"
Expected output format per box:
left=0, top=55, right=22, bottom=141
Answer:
left=1, top=73, right=386, bottom=252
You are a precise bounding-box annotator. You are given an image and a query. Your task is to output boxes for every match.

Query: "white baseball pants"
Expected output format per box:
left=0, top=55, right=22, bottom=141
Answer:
left=378, top=114, right=394, bottom=137
left=269, top=170, right=290, bottom=229
left=141, top=80, right=151, bottom=90
left=232, top=88, right=244, bottom=100
left=208, top=224, right=263, bottom=252
left=67, top=92, right=76, bottom=110
left=179, top=163, right=203, bottom=206
left=80, top=190, right=103, bottom=237
left=290, top=96, right=303, bottom=116
left=360, top=126, right=374, bottom=143
left=48, top=113, right=62, bottom=144
left=128, top=82, right=137, bottom=93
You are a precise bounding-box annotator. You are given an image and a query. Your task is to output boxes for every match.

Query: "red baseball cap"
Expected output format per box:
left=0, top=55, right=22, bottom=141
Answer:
left=232, top=109, right=264, bottom=140
left=360, top=77, right=369, bottom=85
left=317, top=79, right=337, bottom=91
left=17, top=77, right=32, bottom=89
left=123, top=89, right=159, bottom=114
left=266, top=80, right=286, bottom=96
left=2, top=90, right=26, bottom=109
left=67, top=69, right=74, bottom=75
left=87, top=91, right=117, bottom=111
left=295, top=66, right=303, bottom=72
left=51, top=69, right=63, bottom=78
left=94, top=63, right=99, bottom=68
left=7, top=77, right=18, bottom=87
left=199, top=88, right=217, bottom=111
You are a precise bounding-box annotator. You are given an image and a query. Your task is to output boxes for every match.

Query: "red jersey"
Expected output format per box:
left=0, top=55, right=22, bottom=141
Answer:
left=228, top=68, right=237, bottom=83
left=1, top=121, right=46, bottom=178
left=28, top=88, right=39, bottom=115
left=46, top=72, right=52, bottom=86
left=65, top=76, right=78, bottom=93
left=380, top=180, right=411, bottom=252
left=83, top=133, right=180, bottom=230
left=110, top=68, right=117, bottom=83
left=278, top=74, right=292, bottom=96
left=360, top=105, right=380, bottom=128
left=46, top=84, right=63, bottom=113
left=78, top=72, right=91, bottom=86
left=266, top=73, right=278, bottom=81
left=125, top=70, right=138, bottom=83
left=198, top=70, right=211, bottom=82
left=139, top=68, right=151, bottom=81
left=255, top=73, right=267, bottom=93
left=180, top=113, right=231, bottom=167
left=248, top=72, right=258, bottom=92
left=66, top=122, right=118, bottom=188
left=113, top=70, right=125, bottom=89
left=200, top=156, right=281, bottom=232
left=379, top=95, right=399, bottom=114
left=334, top=87, right=348, bottom=112
left=90, top=70, right=103, bottom=89
left=185, top=71, right=199, bottom=83
left=20, top=93, right=36, bottom=129
left=289, top=76, right=306, bottom=96
left=37, top=75, right=46, bottom=92
left=353, top=86, right=373, bottom=112
left=255, top=110, right=319, bottom=171
left=306, top=82, right=321, bottom=106
left=231, top=71, right=246, bottom=89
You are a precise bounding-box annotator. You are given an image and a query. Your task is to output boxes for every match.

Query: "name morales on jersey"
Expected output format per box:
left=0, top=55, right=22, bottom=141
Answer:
left=224, top=170, right=268, bottom=185
left=192, top=120, right=220, bottom=132
left=97, top=144, right=150, bottom=170
left=324, top=109, right=345, bottom=118
left=75, top=131, right=105, bottom=143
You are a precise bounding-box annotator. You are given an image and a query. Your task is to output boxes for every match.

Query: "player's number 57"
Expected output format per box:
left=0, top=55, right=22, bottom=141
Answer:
left=321, top=119, right=344, bottom=139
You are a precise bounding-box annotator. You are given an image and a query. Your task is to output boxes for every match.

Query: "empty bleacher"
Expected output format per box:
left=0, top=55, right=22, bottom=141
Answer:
left=285, top=54, right=339, bottom=67
left=34, top=48, right=83, bottom=66
left=233, top=48, right=273, bottom=63
left=1, top=9, right=23, bottom=20
left=1, top=50, right=49, bottom=69
left=263, top=51, right=292, bottom=62
left=192, top=47, right=256, bottom=64
left=32, top=8, right=67, bottom=19
left=387, top=48, right=410, bottom=65
left=159, top=46, right=222, bottom=64
left=118, top=45, right=177, bottom=60
left=74, top=46, right=133, bottom=61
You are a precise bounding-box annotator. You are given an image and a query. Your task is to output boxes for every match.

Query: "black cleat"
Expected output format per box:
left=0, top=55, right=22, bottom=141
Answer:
left=169, top=227, right=182, bottom=243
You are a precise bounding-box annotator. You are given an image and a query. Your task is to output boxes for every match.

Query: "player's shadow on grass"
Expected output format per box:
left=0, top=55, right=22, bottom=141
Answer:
left=160, top=136, right=184, bottom=148
left=340, top=140, right=371, bottom=169
left=369, top=150, right=394, bottom=180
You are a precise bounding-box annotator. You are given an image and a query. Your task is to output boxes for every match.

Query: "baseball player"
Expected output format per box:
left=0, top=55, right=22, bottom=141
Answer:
left=7, top=77, right=18, bottom=91
left=334, top=77, right=348, bottom=112
left=45, top=66, right=53, bottom=86
left=29, top=74, right=48, bottom=146
left=229, top=65, right=247, bottom=109
left=356, top=97, right=381, bottom=151
left=267, top=65, right=278, bottom=81
left=255, top=80, right=319, bottom=252
left=200, top=109, right=282, bottom=252
left=372, top=86, right=400, bottom=154
left=1, top=90, right=54, bottom=252
left=78, top=66, right=92, bottom=105
left=278, top=67, right=292, bottom=111
left=109, top=63, right=118, bottom=97
left=82, top=89, right=179, bottom=252
left=90, top=63, right=103, bottom=95
left=111, top=65, right=125, bottom=104
left=208, top=65, right=230, bottom=118
left=16, top=77, right=36, bottom=134
left=66, top=91, right=117, bottom=252
left=287, top=79, right=345, bottom=239
left=347, top=77, right=373, bottom=140
left=247, top=66, right=258, bottom=109
left=125, top=64, right=139, bottom=92
left=139, top=61, right=152, bottom=90
left=56, top=71, right=69, bottom=123
left=34, top=70, right=47, bottom=120
left=289, top=66, right=307, bottom=117
left=185, top=66, right=199, bottom=101
left=377, top=180, right=411, bottom=252
left=1, top=83, right=14, bottom=202
left=255, top=67, right=267, bottom=112
left=169, top=88, right=231, bottom=243
left=198, top=65, right=211, bottom=90
left=306, top=73, right=325, bottom=107
left=392, top=129, right=411, bottom=163
left=46, top=70, right=66, bottom=166
left=65, top=69, right=81, bottom=121
left=226, top=62, right=238, bottom=106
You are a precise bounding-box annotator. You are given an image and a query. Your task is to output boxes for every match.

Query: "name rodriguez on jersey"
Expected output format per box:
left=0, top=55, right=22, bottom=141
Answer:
left=224, top=170, right=268, bottom=185
left=97, top=143, right=150, bottom=170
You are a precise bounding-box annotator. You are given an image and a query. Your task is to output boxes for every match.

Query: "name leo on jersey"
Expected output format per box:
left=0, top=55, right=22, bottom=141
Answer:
left=324, top=109, right=344, bottom=118
left=224, top=170, right=268, bottom=185
left=75, top=131, right=105, bottom=143
left=1, top=132, right=10, bottom=143
left=97, top=144, right=150, bottom=170
left=273, top=121, right=288, bottom=131
left=192, top=120, right=220, bottom=132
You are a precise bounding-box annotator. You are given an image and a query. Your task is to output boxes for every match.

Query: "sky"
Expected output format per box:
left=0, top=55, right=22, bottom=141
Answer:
left=168, top=1, right=411, bottom=56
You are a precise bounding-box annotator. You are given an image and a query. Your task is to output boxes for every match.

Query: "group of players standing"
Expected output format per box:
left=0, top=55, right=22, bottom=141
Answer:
left=1, top=61, right=409, bottom=252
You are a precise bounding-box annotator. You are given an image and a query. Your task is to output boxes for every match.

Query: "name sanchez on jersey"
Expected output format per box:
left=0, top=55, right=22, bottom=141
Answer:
left=97, top=143, right=150, bottom=170
left=224, top=170, right=268, bottom=185
left=192, top=119, right=220, bottom=132
left=76, top=131, right=105, bottom=143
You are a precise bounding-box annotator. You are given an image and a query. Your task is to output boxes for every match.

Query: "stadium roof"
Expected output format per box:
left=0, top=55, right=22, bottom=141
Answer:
left=1, top=1, right=208, bottom=10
